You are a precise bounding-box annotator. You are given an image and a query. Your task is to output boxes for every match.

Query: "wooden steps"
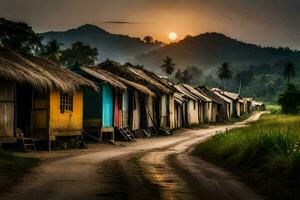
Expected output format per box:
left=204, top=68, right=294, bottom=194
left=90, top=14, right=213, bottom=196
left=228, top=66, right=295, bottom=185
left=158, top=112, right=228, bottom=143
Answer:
left=117, top=126, right=135, bottom=141
left=16, top=128, right=37, bottom=152
left=22, top=137, right=37, bottom=152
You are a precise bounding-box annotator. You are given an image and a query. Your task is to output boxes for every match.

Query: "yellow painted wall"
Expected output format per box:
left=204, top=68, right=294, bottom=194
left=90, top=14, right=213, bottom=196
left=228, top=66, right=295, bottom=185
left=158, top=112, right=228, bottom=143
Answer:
left=49, top=89, right=83, bottom=137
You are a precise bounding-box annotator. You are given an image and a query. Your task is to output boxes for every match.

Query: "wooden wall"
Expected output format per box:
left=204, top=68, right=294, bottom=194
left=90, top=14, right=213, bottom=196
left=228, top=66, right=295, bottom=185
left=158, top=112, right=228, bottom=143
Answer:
left=0, top=80, right=15, bottom=138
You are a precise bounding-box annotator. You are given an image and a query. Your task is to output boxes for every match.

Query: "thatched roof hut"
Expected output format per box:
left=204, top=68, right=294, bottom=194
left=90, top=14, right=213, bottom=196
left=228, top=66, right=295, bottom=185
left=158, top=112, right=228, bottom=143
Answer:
left=97, top=60, right=171, bottom=95
left=196, top=86, right=224, bottom=104
left=80, top=65, right=155, bottom=96
left=181, top=84, right=212, bottom=102
left=174, top=84, right=198, bottom=100
left=0, top=48, right=97, bottom=93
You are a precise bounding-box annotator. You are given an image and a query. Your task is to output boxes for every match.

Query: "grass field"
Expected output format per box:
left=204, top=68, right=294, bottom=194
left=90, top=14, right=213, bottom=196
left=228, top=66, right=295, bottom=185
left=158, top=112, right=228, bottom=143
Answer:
left=0, top=148, right=39, bottom=176
left=266, top=104, right=282, bottom=114
left=193, top=114, right=300, bottom=200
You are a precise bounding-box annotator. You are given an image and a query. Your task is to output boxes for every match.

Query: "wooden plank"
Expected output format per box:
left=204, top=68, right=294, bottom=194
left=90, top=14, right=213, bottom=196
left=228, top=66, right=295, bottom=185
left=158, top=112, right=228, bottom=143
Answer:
left=0, top=80, right=15, bottom=138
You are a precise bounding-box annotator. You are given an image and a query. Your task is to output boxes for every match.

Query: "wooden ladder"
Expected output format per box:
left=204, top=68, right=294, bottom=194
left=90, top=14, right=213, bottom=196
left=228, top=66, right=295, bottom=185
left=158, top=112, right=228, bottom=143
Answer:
left=16, top=128, right=37, bottom=152
left=118, top=126, right=135, bottom=141
left=22, top=137, right=37, bottom=152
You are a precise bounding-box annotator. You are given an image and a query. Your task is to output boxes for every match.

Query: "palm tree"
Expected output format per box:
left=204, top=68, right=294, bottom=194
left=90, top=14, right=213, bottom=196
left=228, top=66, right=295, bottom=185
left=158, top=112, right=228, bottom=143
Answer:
left=217, top=62, right=232, bottom=91
left=283, top=62, right=296, bottom=84
left=42, top=40, right=63, bottom=63
left=160, top=56, right=175, bottom=77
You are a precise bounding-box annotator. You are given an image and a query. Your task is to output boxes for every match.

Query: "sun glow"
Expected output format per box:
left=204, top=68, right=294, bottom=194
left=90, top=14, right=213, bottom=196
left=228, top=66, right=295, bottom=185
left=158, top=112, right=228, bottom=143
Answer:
left=168, top=32, right=177, bottom=41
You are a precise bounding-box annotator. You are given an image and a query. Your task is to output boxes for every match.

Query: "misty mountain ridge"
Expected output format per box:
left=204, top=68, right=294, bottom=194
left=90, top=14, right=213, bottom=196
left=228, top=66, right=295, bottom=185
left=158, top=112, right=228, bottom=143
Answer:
left=41, top=24, right=300, bottom=75
left=41, top=24, right=163, bottom=63
left=134, top=32, right=300, bottom=73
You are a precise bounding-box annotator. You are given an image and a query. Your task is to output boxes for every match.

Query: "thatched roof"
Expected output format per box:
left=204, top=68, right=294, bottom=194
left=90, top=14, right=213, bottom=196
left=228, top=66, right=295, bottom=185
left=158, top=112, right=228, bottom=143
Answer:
left=125, top=63, right=172, bottom=94
left=174, top=92, right=185, bottom=105
left=211, top=88, right=240, bottom=100
left=174, top=84, right=197, bottom=100
left=113, top=75, right=155, bottom=96
left=0, top=48, right=97, bottom=93
left=212, top=91, right=232, bottom=103
left=181, top=84, right=212, bottom=102
left=80, top=66, right=127, bottom=89
left=196, top=86, right=224, bottom=104
left=96, top=60, right=171, bottom=94
left=243, top=98, right=253, bottom=102
left=252, top=101, right=264, bottom=106
left=81, top=65, right=155, bottom=96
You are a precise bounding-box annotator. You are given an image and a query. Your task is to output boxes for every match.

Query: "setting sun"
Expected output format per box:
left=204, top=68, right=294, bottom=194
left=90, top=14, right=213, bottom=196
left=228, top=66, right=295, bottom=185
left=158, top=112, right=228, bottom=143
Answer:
left=168, top=32, right=177, bottom=41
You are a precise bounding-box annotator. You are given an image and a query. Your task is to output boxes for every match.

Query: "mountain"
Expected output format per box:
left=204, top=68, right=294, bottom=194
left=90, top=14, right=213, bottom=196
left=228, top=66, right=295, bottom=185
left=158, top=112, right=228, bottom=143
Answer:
left=40, top=24, right=163, bottom=63
left=134, top=33, right=300, bottom=73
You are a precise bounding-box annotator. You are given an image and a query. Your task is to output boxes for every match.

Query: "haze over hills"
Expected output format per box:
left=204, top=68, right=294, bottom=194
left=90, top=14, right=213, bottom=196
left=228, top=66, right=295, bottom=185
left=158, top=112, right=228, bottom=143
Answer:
left=41, top=24, right=162, bottom=63
left=41, top=24, right=300, bottom=75
left=134, top=33, right=300, bottom=73
left=38, top=24, right=300, bottom=102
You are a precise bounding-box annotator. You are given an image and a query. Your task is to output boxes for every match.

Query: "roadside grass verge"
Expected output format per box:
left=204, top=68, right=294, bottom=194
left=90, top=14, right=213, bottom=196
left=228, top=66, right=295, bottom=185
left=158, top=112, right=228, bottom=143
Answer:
left=0, top=148, right=39, bottom=176
left=266, top=104, right=282, bottom=114
left=192, top=114, right=300, bottom=199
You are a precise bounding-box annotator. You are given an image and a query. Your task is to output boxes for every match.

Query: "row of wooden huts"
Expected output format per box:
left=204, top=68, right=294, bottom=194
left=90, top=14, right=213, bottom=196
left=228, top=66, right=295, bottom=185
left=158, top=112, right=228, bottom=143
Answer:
left=0, top=48, right=265, bottom=148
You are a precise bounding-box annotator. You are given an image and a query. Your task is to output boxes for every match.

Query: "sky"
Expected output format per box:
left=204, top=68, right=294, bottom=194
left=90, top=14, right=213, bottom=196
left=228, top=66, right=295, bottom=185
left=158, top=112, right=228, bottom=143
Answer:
left=1, top=0, right=300, bottom=49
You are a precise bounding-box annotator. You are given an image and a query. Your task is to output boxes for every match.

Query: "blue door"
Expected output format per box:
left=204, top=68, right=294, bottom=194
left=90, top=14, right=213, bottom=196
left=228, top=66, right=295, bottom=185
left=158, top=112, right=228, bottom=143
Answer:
left=102, top=84, right=113, bottom=127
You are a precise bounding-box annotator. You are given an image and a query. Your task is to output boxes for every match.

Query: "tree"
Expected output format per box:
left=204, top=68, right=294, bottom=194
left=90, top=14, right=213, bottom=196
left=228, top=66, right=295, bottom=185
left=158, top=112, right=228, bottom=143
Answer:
left=160, top=56, right=175, bottom=77
left=61, top=41, right=98, bottom=68
left=217, top=62, right=232, bottom=91
left=278, top=84, right=300, bottom=114
left=283, top=62, right=296, bottom=84
left=186, top=66, right=203, bottom=84
left=181, top=69, right=192, bottom=83
left=0, top=18, right=42, bottom=54
left=175, top=69, right=183, bottom=81
left=143, top=36, right=154, bottom=44
left=41, top=40, right=63, bottom=63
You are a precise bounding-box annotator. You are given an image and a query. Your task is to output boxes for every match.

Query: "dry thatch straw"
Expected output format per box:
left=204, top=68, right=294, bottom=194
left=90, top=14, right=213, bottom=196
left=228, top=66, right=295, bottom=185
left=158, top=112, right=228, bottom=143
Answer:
left=97, top=60, right=171, bottom=95
left=81, top=65, right=155, bottom=96
left=80, top=65, right=127, bottom=90
left=181, top=83, right=212, bottom=102
left=125, top=63, right=171, bottom=94
left=0, top=48, right=97, bottom=94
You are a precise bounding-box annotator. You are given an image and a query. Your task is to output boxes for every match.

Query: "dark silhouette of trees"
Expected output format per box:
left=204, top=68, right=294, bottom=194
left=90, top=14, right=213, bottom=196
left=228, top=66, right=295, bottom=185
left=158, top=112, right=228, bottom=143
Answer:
left=217, top=62, right=232, bottom=91
left=41, top=40, right=63, bottom=63
left=175, top=66, right=203, bottom=84
left=175, top=69, right=183, bottom=80
left=61, top=41, right=98, bottom=68
left=143, top=36, right=154, bottom=44
left=283, top=62, right=296, bottom=84
left=278, top=84, right=300, bottom=114
left=160, top=56, right=175, bottom=77
left=0, top=18, right=42, bottom=54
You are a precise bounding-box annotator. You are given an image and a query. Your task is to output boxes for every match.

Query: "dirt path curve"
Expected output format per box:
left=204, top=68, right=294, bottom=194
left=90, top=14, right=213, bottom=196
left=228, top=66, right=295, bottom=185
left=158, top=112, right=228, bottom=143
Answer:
left=1, top=112, right=265, bottom=200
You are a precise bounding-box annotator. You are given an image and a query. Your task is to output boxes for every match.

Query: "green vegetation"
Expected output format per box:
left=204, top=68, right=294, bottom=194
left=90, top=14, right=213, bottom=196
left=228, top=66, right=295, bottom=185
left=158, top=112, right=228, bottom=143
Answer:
left=160, top=56, right=175, bottom=77
left=278, top=84, right=300, bottom=114
left=0, top=148, right=39, bottom=176
left=217, top=62, right=232, bottom=91
left=266, top=104, right=282, bottom=114
left=193, top=114, right=300, bottom=199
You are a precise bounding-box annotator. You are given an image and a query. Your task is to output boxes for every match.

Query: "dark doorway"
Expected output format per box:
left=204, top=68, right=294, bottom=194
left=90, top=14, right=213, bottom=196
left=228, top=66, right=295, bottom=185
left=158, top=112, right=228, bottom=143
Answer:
left=16, top=83, right=32, bottom=137
left=139, top=93, right=148, bottom=129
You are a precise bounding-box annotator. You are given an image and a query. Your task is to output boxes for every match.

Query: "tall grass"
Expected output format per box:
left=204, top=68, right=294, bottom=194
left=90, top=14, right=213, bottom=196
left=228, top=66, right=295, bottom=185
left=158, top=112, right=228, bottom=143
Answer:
left=193, top=114, right=300, bottom=199
left=266, top=104, right=282, bottom=114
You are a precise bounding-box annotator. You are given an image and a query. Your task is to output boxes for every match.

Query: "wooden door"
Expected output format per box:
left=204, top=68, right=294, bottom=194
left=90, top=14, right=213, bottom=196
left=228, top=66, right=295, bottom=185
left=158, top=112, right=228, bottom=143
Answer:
left=30, top=91, right=49, bottom=139
left=0, top=80, right=15, bottom=137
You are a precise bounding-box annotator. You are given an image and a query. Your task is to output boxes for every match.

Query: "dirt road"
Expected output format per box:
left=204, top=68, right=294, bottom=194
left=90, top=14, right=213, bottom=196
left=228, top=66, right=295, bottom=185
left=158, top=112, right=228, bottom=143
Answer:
left=1, top=113, right=265, bottom=200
